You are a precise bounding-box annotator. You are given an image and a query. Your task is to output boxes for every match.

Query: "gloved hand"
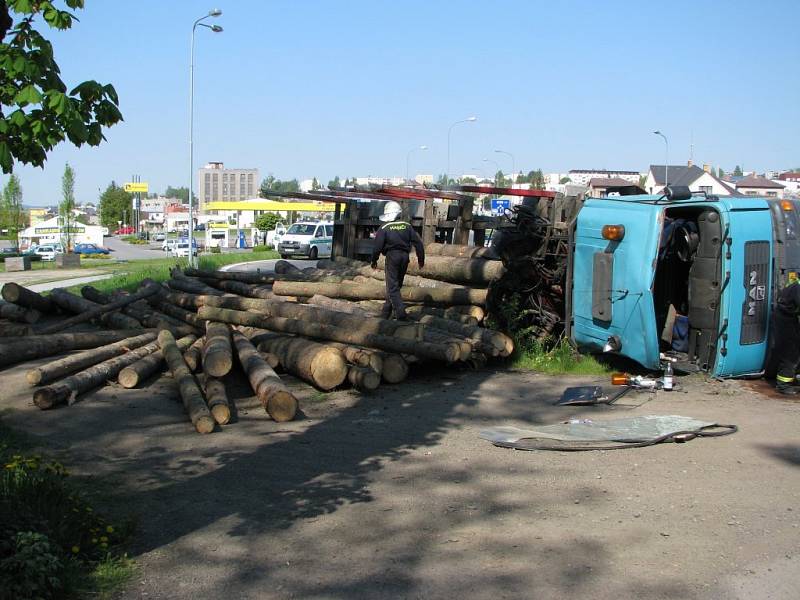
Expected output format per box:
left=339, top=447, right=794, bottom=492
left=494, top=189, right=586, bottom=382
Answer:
left=371, top=261, right=377, bottom=269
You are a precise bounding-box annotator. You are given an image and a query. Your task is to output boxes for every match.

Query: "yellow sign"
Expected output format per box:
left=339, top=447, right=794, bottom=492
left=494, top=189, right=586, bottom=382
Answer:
left=35, top=226, right=85, bottom=234
left=124, top=182, right=149, bottom=193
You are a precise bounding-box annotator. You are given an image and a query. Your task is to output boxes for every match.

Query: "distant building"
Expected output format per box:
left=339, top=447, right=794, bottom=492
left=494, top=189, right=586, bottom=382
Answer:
left=735, top=175, right=785, bottom=199
left=587, top=177, right=645, bottom=197
left=567, top=169, right=641, bottom=186
left=28, top=207, right=50, bottom=225
left=198, top=162, right=259, bottom=211
left=19, top=216, right=104, bottom=248
left=644, top=163, right=737, bottom=196
left=776, top=172, right=800, bottom=195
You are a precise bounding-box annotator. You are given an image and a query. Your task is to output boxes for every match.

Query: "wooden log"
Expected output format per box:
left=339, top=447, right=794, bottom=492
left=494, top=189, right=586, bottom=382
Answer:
left=378, top=352, right=409, bottom=383
left=271, top=280, right=488, bottom=307
left=33, top=339, right=164, bottom=410
left=315, top=260, right=456, bottom=289
left=274, top=260, right=301, bottom=275
left=183, top=336, right=205, bottom=372
left=184, top=266, right=275, bottom=285
left=155, top=290, right=204, bottom=310
left=42, top=285, right=161, bottom=334
left=325, top=342, right=382, bottom=373
left=157, top=330, right=215, bottom=434
left=117, top=334, right=197, bottom=388
left=0, top=322, right=31, bottom=336
left=260, top=351, right=280, bottom=369
left=413, top=314, right=513, bottom=357
left=198, top=278, right=280, bottom=300
left=27, top=331, right=159, bottom=386
left=198, top=306, right=460, bottom=363
left=0, top=300, right=40, bottom=324
left=307, top=295, right=373, bottom=317
left=1, top=282, right=54, bottom=313
left=0, top=329, right=150, bottom=369
left=231, top=330, right=297, bottom=421
left=202, top=321, right=233, bottom=377
left=424, top=242, right=498, bottom=259
left=404, top=305, right=479, bottom=326
left=48, top=289, right=142, bottom=331
left=167, top=276, right=224, bottom=296
left=256, top=335, right=347, bottom=391
left=347, top=365, right=380, bottom=392
left=151, top=299, right=207, bottom=329
left=377, top=254, right=504, bottom=285
left=204, top=376, right=231, bottom=425
left=82, top=286, right=200, bottom=334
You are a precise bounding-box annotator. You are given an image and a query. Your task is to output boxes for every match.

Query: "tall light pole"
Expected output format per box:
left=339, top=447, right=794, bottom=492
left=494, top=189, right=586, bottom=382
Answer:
left=653, top=130, right=669, bottom=192
left=406, top=145, right=428, bottom=184
left=189, top=8, right=223, bottom=266
left=483, top=158, right=502, bottom=185
left=446, top=116, right=476, bottom=187
left=494, top=149, right=515, bottom=185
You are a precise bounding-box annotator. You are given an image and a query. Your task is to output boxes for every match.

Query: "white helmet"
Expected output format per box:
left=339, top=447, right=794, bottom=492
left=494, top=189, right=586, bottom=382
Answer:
left=379, top=200, right=402, bottom=222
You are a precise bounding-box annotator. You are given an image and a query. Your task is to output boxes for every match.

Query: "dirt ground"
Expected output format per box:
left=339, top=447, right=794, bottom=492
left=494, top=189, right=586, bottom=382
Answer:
left=0, top=357, right=798, bottom=600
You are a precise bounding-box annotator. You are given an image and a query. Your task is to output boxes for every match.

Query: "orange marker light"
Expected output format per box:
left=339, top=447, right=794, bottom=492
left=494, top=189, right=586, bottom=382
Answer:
left=601, top=224, right=626, bottom=241
left=781, top=200, right=793, bottom=212
left=611, top=373, right=630, bottom=386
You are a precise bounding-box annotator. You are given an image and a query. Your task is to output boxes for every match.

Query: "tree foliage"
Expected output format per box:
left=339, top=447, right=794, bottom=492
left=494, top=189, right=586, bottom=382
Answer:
left=311, top=177, right=320, bottom=191
left=259, top=176, right=300, bottom=197
left=1, top=173, right=25, bottom=245
left=327, top=176, right=341, bottom=190
left=0, top=1, right=123, bottom=173
left=163, top=185, right=195, bottom=202
left=733, top=165, right=743, bottom=177
left=98, top=181, right=131, bottom=228
left=718, top=167, right=726, bottom=178
left=59, top=162, right=75, bottom=249
left=255, top=212, right=282, bottom=232
left=559, top=176, right=571, bottom=185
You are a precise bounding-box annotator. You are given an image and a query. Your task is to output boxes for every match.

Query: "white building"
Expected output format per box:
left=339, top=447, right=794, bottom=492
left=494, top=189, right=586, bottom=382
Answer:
left=19, top=216, right=104, bottom=248
left=644, top=164, right=737, bottom=196
left=735, top=175, right=785, bottom=199
left=567, top=169, right=641, bottom=186
left=197, top=162, right=259, bottom=211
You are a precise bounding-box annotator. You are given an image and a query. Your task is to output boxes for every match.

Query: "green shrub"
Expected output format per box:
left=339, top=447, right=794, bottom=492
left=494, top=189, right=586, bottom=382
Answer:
left=252, top=245, right=272, bottom=253
left=0, top=531, right=64, bottom=600
left=80, top=253, right=111, bottom=259
left=210, top=246, right=221, bottom=254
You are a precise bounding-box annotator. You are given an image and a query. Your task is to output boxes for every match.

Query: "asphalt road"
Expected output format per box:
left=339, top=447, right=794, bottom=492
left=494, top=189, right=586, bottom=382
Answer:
left=103, top=236, right=165, bottom=260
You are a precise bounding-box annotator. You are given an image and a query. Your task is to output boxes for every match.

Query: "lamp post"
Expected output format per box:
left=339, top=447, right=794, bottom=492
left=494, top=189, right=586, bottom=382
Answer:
left=653, top=130, right=669, bottom=192
left=446, top=116, right=477, bottom=187
left=483, top=158, right=502, bottom=186
left=189, top=9, right=223, bottom=266
left=494, top=149, right=515, bottom=185
left=406, top=145, right=428, bottom=184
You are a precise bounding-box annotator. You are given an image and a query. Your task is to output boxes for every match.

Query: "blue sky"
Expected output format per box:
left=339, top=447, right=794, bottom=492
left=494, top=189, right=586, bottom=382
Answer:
left=2, top=0, right=799, bottom=205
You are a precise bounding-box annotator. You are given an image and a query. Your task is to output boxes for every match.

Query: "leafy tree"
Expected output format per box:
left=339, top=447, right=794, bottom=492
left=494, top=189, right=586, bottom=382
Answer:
left=60, top=162, right=75, bottom=250
left=718, top=167, right=726, bottom=179
left=327, top=176, right=341, bottom=190
left=0, top=1, right=122, bottom=174
left=259, top=176, right=300, bottom=196
left=311, top=177, right=320, bottom=191
left=255, top=212, right=282, bottom=232
left=98, top=181, right=131, bottom=228
left=638, top=174, right=647, bottom=189
left=559, top=176, right=571, bottom=185
left=163, top=186, right=195, bottom=202
left=75, top=213, right=89, bottom=225
left=733, top=165, right=743, bottom=176
left=529, top=169, right=545, bottom=189
left=436, top=174, right=457, bottom=186
left=459, top=176, right=477, bottom=185
left=1, top=173, right=24, bottom=246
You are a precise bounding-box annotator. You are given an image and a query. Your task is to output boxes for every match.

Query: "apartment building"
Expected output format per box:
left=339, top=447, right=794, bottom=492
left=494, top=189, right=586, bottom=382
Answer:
left=198, top=162, right=259, bottom=211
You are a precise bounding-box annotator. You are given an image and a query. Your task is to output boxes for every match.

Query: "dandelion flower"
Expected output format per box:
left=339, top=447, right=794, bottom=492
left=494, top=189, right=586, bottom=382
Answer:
left=71, top=546, right=80, bottom=554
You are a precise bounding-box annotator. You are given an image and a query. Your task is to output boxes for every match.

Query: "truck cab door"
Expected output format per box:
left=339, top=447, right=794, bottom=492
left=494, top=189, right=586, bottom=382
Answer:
left=571, top=200, right=663, bottom=369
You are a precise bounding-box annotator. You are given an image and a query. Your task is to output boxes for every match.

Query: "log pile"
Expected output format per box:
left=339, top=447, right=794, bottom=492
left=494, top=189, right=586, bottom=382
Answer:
left=0, top=244, right=513, bottom=433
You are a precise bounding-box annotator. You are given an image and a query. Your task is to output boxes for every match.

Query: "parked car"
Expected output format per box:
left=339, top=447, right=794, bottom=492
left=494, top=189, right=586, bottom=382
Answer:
left=162, top=238, right=178, bottom=253
left=277, top=222, right=333, bottom=259
left=154, top=232, right=166, bottom=242
left=73, top=243, right=109, bottom=255
left=114, top=226, right=134, bottom=235
left=34, top=244, right=62, bottom=261
left=173, top=240, right=198, bottom=258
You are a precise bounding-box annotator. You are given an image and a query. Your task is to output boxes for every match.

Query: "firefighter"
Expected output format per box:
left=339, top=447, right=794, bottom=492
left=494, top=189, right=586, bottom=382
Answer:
left=370, top=201, right=425, bottom=320
left=773, top=271, right=800, bottom=395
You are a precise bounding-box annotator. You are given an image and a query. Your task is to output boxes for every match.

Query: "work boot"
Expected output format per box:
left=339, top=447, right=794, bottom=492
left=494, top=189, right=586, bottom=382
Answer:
left=776, top=383, right=800, bottom=395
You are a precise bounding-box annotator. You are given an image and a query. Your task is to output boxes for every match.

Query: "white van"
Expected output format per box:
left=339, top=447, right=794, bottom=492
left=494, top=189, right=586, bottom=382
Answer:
left=277, top=222, right=333, bottom=259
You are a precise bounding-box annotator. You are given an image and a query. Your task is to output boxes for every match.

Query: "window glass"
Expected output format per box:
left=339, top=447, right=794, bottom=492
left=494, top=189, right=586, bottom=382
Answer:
left=326, top=225, right=334, bottom=236
left=286, top=224, right=316, bottom=235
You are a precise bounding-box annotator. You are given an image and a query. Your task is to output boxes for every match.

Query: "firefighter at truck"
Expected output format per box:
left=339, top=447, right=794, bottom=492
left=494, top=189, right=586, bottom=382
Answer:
left=370, top=201, right=425, bottom=321
left=773, top=272, right=800, bottom=395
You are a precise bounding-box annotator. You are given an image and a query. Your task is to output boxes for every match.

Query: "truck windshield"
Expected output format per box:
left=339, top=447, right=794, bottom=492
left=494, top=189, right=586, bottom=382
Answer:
left=287, top=224, right=316, bottom=235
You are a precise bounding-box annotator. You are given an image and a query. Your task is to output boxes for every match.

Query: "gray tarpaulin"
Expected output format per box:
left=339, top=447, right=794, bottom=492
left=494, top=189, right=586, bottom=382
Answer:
left=480, top=415, right=736, bottom=451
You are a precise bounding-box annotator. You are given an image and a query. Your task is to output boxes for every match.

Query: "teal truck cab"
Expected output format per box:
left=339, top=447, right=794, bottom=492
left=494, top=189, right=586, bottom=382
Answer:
left=570, top=187, right=800, bottom=377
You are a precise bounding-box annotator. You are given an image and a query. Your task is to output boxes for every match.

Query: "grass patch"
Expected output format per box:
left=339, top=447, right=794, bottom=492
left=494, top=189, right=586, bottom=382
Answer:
left=511, top=338, right=610, bottom=375
left=0, top=422, right=135, bottom=600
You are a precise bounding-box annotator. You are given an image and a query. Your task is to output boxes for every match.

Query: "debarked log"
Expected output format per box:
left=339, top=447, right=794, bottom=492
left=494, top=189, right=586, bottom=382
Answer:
left=271, top=280, right=487, bottom=307
left=204, top=375, right=231, bottom=425
left=117, top=334, right=197, bottom=388
left=0, top=329, right=150, bottom=368
left=256, top=335, right=347, bottom=391
left=202, top=321, right=233, bottom=377
left=377, top=254, right=504, bottom=285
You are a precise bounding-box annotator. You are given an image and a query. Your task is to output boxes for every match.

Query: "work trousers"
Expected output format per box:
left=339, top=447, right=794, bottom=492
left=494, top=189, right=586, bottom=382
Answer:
left=381, top=250, right=410, bottom=319
left=773, top=310, right=800, bottom=387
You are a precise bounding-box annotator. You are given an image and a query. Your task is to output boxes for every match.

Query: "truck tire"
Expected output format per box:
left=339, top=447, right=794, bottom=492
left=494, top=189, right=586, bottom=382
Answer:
left=309, top=247, right=318, bottom=260
left=280, top=254, right=288, bottom=260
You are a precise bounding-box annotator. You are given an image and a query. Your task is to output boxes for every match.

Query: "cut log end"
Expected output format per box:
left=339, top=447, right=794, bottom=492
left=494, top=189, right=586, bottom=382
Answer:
left=33, top=387, right=66, bottom=410
left=266, top=390, right=298, bottom=422
left=309, top=347, right=348, bottom=390
left=211, top=403, right=231, bottom=426
left=194, top=415, right=216, bottom=434
left=117, top=367, right=140, bottom=389
left=25, top=369, right=43, bottom=386
left=204, top=354, right=233, bottom=378
left=381, top=354, right=409, bottom=384
left=348, top=366, right=380, bottom=391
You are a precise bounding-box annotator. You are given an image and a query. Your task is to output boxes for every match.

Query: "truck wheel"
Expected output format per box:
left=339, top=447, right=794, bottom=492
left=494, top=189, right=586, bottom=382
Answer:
left=280, top=254, right=288, bottom=260
left=309, top=247, right=318, bottom=260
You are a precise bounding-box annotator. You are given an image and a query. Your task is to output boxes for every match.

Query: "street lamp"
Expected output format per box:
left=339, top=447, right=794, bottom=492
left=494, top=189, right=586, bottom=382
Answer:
left=188, top=8, right=223, bottom=266
left=446, top=116, right=477, bottom=187
left=494, top=149, right=515, bottom=185
left=653, top=130, right=669, bottom=192
left=483, top=158, right=501, bottom=185
left=406, top=145, right=428, bottom=184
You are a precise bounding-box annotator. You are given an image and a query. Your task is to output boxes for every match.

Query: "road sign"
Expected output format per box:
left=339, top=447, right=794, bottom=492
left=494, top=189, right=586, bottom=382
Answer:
left=491, top=198, right=511, bottom=215
left=124, top=182, right=149, bottom=193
